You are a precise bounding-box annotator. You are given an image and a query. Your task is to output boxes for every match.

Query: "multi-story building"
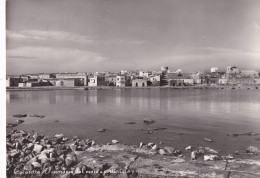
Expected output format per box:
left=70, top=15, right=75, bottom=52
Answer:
left=56, top=72, right=87, bottom=86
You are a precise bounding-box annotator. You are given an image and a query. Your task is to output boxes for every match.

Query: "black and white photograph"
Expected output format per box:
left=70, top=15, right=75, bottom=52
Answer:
left=4, top=0, right=260, bottom=177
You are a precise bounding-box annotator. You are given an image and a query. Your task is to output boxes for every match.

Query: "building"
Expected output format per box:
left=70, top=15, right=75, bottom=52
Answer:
left=132, top=78, right=148, bottom=87
left=148, top=75, right=160, bottom=86
left=235, top=77, right=255, bottom=85
left=56, top=72, right=88, bottom=86
left=227, top=66, right=240, bottom=74
left=88, top=75, right=106, bottom=87
left=105, top=75, right=117, bottom=86
left=219, top=79, right=228, bottom=85
left=240, top=70, right=259, bottom=78
left=6, top=76, right=23, bottom=87
left=211, top=67, right=219, bottom=73
left=116, top=75, right=126, bottom=87
left=18, top=81, right=53, bottom=87
left=38, top=73, right=50, bottom=80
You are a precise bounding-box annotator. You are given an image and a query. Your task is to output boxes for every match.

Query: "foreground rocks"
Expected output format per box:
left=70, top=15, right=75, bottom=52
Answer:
left=6, top=129, right=260, bottom=178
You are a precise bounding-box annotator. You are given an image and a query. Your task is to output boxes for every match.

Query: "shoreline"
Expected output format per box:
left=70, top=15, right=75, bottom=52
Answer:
left=6, top=128, right=260, bottom=178
left=6, top=84, right=260, bottom=92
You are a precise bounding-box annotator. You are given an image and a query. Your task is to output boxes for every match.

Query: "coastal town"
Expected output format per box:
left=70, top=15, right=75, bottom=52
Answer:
left=6, top=66, right=260, bottom=88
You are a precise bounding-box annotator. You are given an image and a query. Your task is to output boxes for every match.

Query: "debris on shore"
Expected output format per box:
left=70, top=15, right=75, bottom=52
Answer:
left=30, top=114, right=45, bottom=118
left=6, top=129, right=260, bottom=177
left=143, top=118, right=156, bottom=125
left=13, top=114, right=27, bottom=118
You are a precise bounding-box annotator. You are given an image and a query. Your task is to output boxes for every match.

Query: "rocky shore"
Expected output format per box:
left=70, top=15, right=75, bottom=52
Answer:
left=6, top=127, right=260, bottom=178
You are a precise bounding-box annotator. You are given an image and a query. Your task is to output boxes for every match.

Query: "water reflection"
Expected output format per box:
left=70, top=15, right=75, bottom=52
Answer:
left=6, top=89, right=260, bottom=122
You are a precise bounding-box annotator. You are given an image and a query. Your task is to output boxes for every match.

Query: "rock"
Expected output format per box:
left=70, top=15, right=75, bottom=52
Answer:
left=152, top=145, right=158, bottom=150
left=91, top=140, right=96, bottom=146
left=143, top=118, right=156, bottom=124
left=191, top=151, right=197, bottom=160
left=139, top=142, right=144, bottom=148
left=13, top=114, right=27, bottom=118
left=54, top=134, right=64, bottom=139
left=9, top=150, right=20, bottom=158
left=112, top=140, right=119, bottom=144
left=32, top=162, right=41, bottom=168
left=7, top=123, right=18, bottom=128
left=125, top=122, right=136, bottom=124
left=65, top=154, right=77, bottom=167
left=74, top=167, right=82, bottom=174
left=16, top=119, right=25, bottom=124
left=185, top=146, right=192, bottom=151
left=158, top=149, right=166, bottom=155
left=173, top=150, right=182, bottom=156
left=147, top=143, right=154, bottom=147
left=33, top=144, right=43, bottom=153
left=234, top=151, right=239, bottom=155
left=27, top=143, right=34, bottom=150
left=54, top=120, right=59, bottom=122
left=204, top=147, right=218, bottom=154
left=222, top=154, right=234, bottom=160
left=70, top=144, right=77, bottom=151
left=159, top=141, right=163, bottom=144
left=23, top=164, right=33, bottom=171
left=204, top=155, right=218, bottom=161
left=15, top=142, right=22, bottom=150
left=98, top=128, right=106, bottom=132
left=30, top=114, right=45, bottom=118
left=203, top=138, right=213, bottom=142
left=246, top=146, right=260, bottom=154
left=164, top=146, right=175, bottom=154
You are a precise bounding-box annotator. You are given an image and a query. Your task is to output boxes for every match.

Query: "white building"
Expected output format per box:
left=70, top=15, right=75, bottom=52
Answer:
left=219, top=79, right=228, bottom=85
left=116, top=75, right=126, bottom=87
left=211, top=67, right=218, bottom=73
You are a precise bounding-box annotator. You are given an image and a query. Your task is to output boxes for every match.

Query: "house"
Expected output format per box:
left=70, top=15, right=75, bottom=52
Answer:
left=132, top=78, right=148, bottom=87
left=235, top=77, right=255, bottom=85
left=219, top=79, right=228, bottom=85
left=148, top=75, right=160, bottom=86
left=105, top=75, right=117, bottom=86
left=227, top=66, right=240, bottom=74
left=88, top=75, right=107, bottom=87
left=116, top=75, right=126, bottom=87
left=167, top=73, right=194, bottom=86
left=38, top=73, right=50, bottom=80
left=56, top=72, right=87, bottom=86
left=211, top=67, right=218, bottom=73
left=240, top=70, right=259, bottom=78
left=6, top=76, right=23, bottom=87
left=18, top=80, right=53, bottom=87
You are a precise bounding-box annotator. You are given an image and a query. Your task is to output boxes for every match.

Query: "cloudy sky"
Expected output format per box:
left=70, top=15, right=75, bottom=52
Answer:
left=6, top=0, right=260, bottom=74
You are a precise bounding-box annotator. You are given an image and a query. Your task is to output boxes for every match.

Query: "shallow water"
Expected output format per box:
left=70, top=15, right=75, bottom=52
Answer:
left=6, top=88, right=260, bottom=155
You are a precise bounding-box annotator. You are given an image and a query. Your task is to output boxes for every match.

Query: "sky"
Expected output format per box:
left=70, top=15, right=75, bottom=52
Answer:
left=6, top=0, right=260, bottom=74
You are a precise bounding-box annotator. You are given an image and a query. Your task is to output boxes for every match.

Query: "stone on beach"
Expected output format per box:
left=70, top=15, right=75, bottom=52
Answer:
left=143, top=118, right=156, bottom=124
left=98, top=128, right=107, bottom=132
left=158, top=149, right=167, bottom=155
left=185, top=146, right=192, bottom=151
left=204, top=138, right=213, bottom=142
left=191, top=151, right=197, bottom=160
left=204, top=155, right=218, bottom=161
left=30, top=114, right=45, bottom=118
left=16, top=120, right=24, bottom=124
left=204, top=147, right=218, bottom=154
left=112, top=140, right=119, bottom=144
left=246, top=146, right=260, bottom=154
left=31, top=161, right=41, bottom=168
left=33, top=144, right=43, bottom=153
left=13, top=114, right=27, bottom=118
left=152, top=145, right=158, bottom=150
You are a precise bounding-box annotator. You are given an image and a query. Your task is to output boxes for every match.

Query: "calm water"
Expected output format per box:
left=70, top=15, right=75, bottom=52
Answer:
left=6, top=88, right=260, bottom=155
